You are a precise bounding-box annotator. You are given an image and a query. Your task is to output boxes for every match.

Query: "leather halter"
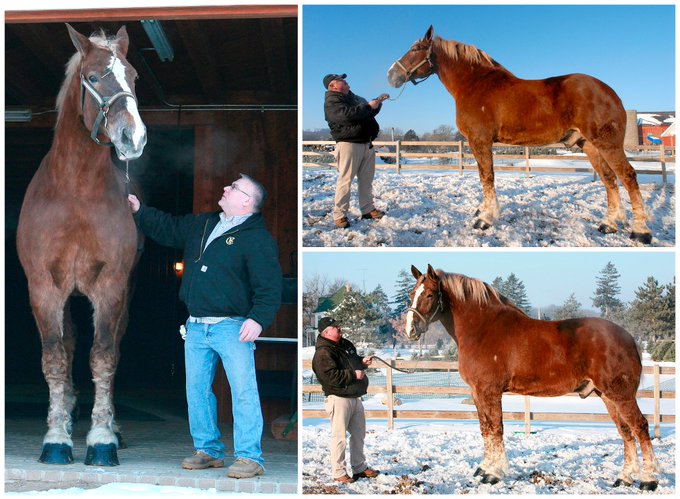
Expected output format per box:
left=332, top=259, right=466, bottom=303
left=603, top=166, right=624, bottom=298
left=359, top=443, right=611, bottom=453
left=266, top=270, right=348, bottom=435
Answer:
left=80, top=73, right=137, bottom=147
left=393, top=40, right=435, bottom=85
left=406, top=279, right=444, bottom=335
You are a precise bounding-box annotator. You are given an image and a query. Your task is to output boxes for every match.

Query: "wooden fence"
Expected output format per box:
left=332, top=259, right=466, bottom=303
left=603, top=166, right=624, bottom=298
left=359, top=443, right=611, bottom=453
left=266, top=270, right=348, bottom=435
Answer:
left=302, top=140, right=676, bottom=183
left=302, top=360, right=675, bottom=437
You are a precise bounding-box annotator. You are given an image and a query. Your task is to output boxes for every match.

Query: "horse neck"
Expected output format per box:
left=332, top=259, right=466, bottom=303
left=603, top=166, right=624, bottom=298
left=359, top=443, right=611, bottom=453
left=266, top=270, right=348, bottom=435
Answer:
left=50, top=75, right=113, bottom=182
left=442, top=291, right=515, bottom=346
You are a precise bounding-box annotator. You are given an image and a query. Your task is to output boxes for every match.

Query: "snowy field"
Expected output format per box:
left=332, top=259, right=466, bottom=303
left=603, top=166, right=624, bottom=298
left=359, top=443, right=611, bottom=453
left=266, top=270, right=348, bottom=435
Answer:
left=302, top=421, right=675, bottom=495
left=302, top=162, right=675, bottom=247
left=4, top=483, right=221, bottom=497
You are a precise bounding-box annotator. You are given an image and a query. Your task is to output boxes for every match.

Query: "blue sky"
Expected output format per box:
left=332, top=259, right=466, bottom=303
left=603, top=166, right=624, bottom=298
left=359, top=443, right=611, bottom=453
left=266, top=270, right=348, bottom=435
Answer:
left=303, top=251, right=675, bottom=310
left=303, top=4, right=676, bottom=135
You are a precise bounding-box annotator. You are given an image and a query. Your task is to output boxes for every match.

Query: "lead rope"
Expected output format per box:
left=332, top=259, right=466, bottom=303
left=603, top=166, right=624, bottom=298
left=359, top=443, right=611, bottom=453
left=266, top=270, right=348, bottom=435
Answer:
left=124, top=160, right=130, bottom=196
left=370, top=355, right=415, bottom=374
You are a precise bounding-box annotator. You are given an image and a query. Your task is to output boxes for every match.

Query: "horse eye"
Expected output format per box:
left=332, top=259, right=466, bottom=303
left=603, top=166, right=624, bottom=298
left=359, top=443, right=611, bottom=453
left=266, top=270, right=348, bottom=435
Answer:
left=88, top=75, right=99, bottom=84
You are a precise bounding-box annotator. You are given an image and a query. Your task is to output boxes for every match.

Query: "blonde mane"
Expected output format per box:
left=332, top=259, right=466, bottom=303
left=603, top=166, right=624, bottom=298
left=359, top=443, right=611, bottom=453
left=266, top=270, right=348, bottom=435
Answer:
left=437, top=270, right=527, bottom=317
left=434, top=37, right=501, bottom=69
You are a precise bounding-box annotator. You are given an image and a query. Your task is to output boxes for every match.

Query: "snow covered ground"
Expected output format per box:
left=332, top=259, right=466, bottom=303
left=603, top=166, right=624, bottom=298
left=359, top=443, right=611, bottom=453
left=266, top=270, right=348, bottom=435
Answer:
left=302, top=162, right=675, bottom=247
left=4, top=483, right=220, bottom=497
left=302, top=421, right=675, bottom=494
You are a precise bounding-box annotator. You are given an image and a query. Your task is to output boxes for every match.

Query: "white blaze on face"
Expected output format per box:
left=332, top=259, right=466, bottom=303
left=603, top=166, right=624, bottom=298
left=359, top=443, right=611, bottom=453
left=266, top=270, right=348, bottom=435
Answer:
left=405, top=283, right=425, bottom=338
left=109, top=53, right=146, bottom=149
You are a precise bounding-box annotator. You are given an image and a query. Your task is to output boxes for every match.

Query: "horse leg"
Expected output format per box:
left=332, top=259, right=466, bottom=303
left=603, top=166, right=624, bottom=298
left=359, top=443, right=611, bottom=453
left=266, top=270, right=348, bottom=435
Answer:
left=110, top=286, right=132, bottom=450
left=30, top=286, right=74, bottom=464
left=595, top=146, right=652, bottom=244
left=468, top=140, right=499, bottom=230
left=581, top=141, right=625, bottom=233
left=612, top=399, right=659, bottom=490
left=84, top=289, right=127, bottom=466
left=472, top=388, right=508, bottom=484
left=62, top=300, right=79, bottom=424
left=600, top=394, right=639, bottom=486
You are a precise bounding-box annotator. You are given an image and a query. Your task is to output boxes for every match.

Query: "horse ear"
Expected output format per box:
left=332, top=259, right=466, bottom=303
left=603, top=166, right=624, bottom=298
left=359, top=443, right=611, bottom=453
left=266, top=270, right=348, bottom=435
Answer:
left=66, top=23, right=91, bottom=56
left=426, top=264, right=439, bottom=281
left=115, top=25, right=130, bottom=56
left=411, top=265, right=422, bottom=280
left=424, top=25, right=434, bottom=41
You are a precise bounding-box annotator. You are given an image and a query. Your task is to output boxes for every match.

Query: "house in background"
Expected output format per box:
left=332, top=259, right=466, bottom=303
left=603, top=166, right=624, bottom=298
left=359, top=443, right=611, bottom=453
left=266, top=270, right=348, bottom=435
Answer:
left=636, top=112, right=676, bottom=147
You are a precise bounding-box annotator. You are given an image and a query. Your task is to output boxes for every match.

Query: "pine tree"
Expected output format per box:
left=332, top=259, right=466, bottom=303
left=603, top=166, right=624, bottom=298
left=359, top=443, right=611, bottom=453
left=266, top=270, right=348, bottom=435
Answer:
left=627, top=276, right=674, bottom=344
left=502, top=273, right=532, bottom=314
left=554, top=293, right=582, bottom=320
left=365, top=285, right=393, bottom=344
left=391, top=269, right=415, bottom=318
left=591, top=262, right=624, bottom=320
left=491, top=276, right=506, bottom=295
left=331, top=288, right=368, bottom=343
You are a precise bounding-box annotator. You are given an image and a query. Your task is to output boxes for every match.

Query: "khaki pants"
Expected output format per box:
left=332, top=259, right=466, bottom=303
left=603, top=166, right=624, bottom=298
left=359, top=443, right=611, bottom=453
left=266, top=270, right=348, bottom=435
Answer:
left=333, top=141, right=376, bottom=221
left=323, top=395, right=368, bottom=479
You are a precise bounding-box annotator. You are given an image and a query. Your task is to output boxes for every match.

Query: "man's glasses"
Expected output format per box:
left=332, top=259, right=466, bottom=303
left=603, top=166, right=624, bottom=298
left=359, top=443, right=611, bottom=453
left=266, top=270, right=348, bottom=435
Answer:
left=230, top=182, right=251, bottom=197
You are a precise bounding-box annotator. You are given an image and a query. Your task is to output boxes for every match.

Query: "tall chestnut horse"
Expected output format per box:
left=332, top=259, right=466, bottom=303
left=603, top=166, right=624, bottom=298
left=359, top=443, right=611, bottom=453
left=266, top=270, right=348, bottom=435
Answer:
left=388, top=26, right=652, bottom=244
left=17, top=25, right=146, bottom=466
left=404, top=265, right=658, bottom=490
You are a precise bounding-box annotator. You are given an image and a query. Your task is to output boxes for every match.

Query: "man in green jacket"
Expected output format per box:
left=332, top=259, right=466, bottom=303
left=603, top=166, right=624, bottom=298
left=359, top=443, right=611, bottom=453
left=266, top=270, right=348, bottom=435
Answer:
left=128, top=174, right=281, bottom=479
left=312, top=317, right=379, bottom=483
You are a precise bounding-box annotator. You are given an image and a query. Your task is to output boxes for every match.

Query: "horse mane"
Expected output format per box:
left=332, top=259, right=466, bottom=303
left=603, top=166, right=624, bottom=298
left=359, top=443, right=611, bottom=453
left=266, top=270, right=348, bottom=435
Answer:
left=55, top=30, right=115, bottom=116
left=437, top=270, right=527, bottom=315
left=433, top=36, right=504, bottom=70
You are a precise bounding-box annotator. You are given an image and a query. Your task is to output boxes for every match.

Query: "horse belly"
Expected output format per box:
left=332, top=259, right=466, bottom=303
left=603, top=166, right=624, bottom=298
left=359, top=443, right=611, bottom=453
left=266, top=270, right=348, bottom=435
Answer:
left=508, top=371, right=579, bottom=397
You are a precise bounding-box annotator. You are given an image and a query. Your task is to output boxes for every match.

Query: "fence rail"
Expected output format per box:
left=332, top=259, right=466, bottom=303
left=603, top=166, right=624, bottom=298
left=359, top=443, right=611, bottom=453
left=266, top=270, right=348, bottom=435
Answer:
left=302, top=360, right=675, bottom=436
left=302, top=140, right=676, bottom=183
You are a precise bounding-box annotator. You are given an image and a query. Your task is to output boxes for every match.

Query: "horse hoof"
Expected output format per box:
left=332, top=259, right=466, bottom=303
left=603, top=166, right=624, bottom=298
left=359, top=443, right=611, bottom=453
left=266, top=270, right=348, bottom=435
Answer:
left=473, top=219, right=491, bottom=230
left=639, top=481, right=658, bottom=491
left=598, top=223, right=617, bottom=234
left=473, top=467, right=484, bottom=477
left=84, top=444, right=119, bottom=466
left=474, top=209, right=481, bottom=217
left=613, top=478, right=631, bottom=487
left=39, top=443, right=73, bottom=465
left=115, top=432, right=127, bottom=449
left=481, top=474, right=500, bottom=485
left=630, top=232, right=652, bottom=244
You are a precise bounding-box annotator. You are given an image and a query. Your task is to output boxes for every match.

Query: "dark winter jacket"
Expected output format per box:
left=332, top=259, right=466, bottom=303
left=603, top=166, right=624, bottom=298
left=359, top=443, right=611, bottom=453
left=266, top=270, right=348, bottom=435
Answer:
left=133, top=206, right=281, bottom=329
left=312, top=334, right=368, bottom=398
left=324, top=90, right=381, bottom=143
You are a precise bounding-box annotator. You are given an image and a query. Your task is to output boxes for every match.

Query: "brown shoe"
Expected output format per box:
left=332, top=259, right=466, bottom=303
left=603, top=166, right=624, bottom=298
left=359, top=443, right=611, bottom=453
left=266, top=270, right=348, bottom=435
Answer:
left=353, top=467, right=380, bottom=480
left=361, top=209, right=385, bottom=220
left=181, top=451, right=224, bottom=470
left=334, top=474, right=356, bottom=483
left=334, top=217, right=350, bottom=229
left=227, top=458, right=265, bottom=478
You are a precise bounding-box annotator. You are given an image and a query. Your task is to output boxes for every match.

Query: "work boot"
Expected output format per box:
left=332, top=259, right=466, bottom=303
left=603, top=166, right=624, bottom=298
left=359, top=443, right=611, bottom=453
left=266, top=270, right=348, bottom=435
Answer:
left=353, top=467, right=380, bottom=480
left=181, top=451, right=224, bottom=470
left=361, top=209, right=385, bottom=220
left=334, top=474, right=356, bottom=483
left=334, top=217, right=350, bottom=229
left=227, top=457, right=265, bottom=478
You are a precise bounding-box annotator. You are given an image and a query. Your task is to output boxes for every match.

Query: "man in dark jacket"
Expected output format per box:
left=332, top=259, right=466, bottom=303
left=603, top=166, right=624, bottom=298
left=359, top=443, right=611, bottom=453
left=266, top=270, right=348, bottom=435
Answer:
left=323, top=73, right=387, bottom=229
left=312, top=317, right=380, bottom=483
left=127, top=174, right=281, bottom=479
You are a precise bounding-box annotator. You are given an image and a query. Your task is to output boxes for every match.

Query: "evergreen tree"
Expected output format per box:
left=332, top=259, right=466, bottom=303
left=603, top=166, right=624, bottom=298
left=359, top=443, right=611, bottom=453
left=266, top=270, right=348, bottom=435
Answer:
left=331, top=288, right=369, bottom=343
left=491, top=276, right=506, bottom=295
left=365, top=285, right=393, bottom=344
left=591, top=262, right=624, bottom=320
left=391, top=269, right=415, bottom=318
left=554, top=293, right=582, bottom=320
left=502, top=273, right=532, bottom=314
left=627, top=276, right=674, bottom=344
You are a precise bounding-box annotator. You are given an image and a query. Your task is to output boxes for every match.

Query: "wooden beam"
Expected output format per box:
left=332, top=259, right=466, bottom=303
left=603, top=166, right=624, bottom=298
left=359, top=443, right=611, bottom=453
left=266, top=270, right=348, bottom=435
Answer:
left=174, top=20, right=224, bottom=101
left=5, top=5, right=297, bottom=23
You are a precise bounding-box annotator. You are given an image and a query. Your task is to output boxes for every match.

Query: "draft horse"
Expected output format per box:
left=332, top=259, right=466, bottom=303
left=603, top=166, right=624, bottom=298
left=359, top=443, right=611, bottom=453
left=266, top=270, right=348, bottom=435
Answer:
left=404, top=265, right=659, bottom=490
left=388, top=26, right=652, bottom=244
left=17, top=24, right=146, bottom=466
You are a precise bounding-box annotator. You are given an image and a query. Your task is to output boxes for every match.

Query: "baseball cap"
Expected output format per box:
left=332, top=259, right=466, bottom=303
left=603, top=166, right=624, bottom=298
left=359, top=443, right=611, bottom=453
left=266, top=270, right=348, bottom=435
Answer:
left=318, top=317, right=340, bottom=332
left=323, top=73, right=347, bottom=89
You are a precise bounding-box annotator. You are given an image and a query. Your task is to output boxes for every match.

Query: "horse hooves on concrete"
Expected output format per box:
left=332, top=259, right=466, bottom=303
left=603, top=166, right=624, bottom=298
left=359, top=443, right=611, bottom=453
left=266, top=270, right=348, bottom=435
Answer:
left=115, top=432, right=127, bottom=449
left=613, top=478, right=631, bottom=487
left=480, top=473, right=500, bottom=485
left=84, top=444, right=120, bottom=466
left=39, top=443, right=74, bottom=465
left=473, top=219, right=491, bottom=230
left=473, top=467, right=484, bottom=477
left=598, top=223, right=617, bottom=234
left=639, top=481, right=658, bottom=491
left=630, top=232, right=652, bottom=244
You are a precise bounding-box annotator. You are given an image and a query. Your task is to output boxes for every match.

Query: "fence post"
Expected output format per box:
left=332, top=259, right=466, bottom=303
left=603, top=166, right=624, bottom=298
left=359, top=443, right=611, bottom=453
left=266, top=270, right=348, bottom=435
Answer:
left=458, top=141, right=464, bottom=175
left=524, top=147, right=530, bottom=177
left=523, top=396, right=532, bottom=435
left=387, top=360, right=395, bottom=431
left=395, top=141, right=401, bottom=174
left=653, top=363, right=661, bottom=438
left=659, top=144, right=667, bottom=184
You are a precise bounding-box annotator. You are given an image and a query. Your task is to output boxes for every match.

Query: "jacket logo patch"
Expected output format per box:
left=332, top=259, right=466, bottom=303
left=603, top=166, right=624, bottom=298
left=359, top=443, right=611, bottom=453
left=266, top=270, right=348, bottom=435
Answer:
left=225, top=237, right=236, bottom=245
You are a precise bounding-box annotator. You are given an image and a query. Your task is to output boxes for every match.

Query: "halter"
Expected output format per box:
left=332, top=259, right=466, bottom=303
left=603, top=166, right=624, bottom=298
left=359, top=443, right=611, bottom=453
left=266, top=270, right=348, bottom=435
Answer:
left=79, top=73, right=137, bottom=147
left=393, top=40, right=436, bottom=85
left=406, top=279, right=444, bottom=335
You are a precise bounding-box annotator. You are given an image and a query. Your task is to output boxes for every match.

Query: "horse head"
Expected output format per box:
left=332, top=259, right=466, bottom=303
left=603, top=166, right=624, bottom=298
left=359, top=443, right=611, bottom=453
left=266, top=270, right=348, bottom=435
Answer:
left=67, top=24, right=147, bottom=160
left=404, top=263, right=444, bottom=341
left=387, top=25, right=436, bottom=88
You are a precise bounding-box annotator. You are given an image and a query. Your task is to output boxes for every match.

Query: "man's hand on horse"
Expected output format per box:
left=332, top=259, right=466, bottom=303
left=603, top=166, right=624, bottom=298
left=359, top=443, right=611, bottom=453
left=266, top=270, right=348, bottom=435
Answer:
left=127, top=194, right=140, bottom=213
left=239, top=318, right=263, bottom=342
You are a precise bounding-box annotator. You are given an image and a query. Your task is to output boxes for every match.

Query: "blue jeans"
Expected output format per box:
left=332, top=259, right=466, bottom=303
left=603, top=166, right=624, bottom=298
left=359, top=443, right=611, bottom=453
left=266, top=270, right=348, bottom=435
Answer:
left=184, top=318, right=263, bottom=466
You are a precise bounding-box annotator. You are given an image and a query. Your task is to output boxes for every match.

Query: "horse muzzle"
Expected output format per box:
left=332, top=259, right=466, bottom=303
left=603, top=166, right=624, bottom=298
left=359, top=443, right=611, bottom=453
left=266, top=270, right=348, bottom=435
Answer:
left=387, top=64, right=406, bottom=89
left=111, top=121, right=147, bottom=161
